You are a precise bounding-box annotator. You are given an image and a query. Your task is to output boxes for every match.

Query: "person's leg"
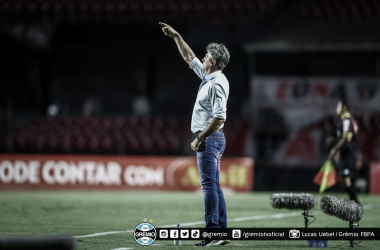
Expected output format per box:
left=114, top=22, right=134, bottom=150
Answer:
left=217, top=180, right=227, bottom=228
left=339, top=156, right=360, bottom=204
left=339, top=175, right=350, bottom=187
left=211, top=133, right=230, bottom=246
left=214, top=163, right=229, bottom=245
left=197, top=138, right=219, bottom=229
left=194, top=144, right=219, bottom=247
left=340, top=176, right=359, bottom=204
left=214, top=134, right=227, bottom=229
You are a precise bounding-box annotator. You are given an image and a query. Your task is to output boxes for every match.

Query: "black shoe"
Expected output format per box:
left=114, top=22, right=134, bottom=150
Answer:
left=193, top=240, right=215, bottom=247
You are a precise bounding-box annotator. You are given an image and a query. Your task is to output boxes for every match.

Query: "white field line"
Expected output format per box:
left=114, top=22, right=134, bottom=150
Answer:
left=109, top=248, right=134, bottom=250
left=76, top=204, right=374, bottom=239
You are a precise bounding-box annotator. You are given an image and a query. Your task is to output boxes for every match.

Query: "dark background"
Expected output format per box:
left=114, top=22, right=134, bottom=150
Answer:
left=1, top=0, right=379, bottom=191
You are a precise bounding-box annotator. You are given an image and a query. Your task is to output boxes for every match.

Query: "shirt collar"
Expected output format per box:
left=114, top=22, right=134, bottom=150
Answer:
left=205, top=71, right=222, bottom=81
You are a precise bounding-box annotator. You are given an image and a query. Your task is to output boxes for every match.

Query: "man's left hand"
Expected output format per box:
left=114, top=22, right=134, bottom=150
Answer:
left=191, top=138, right=202, bottom=151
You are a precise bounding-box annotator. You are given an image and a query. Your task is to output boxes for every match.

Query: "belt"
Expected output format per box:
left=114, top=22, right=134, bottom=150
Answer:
left=192, top=128, right=223, bottom=139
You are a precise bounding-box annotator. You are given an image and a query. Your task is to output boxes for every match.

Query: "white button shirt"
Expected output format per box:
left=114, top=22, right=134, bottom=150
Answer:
left=189, top=57, right=229, bottom=133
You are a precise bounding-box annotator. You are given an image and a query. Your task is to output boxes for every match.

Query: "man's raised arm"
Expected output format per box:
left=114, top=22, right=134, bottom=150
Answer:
left=159, top=22, right=196, bottom=65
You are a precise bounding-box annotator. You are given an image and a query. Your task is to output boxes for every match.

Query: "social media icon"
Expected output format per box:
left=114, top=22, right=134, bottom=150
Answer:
left=170, top=230, right=178, bottom=238
left=289, top=229, right=300, bottom=239
left=181, top=230, right=189, bottom=238
left=232, top=229, right=241, bottom=238
left=191, top=230, right=200, bottom=238
left=160, top=230, right=168, bottom=238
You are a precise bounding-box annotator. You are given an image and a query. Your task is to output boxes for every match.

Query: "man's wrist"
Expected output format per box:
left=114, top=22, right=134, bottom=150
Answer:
left=196, top=135, right=204, bottom=141
left=173, top=34, right=181, bottom=40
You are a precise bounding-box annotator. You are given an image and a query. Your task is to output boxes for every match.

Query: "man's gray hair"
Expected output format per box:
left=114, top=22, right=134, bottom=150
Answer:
left=206, top=43, right=230, bottom=70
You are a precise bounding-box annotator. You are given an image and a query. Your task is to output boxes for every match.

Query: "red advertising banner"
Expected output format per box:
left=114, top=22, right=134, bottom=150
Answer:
left=252, top=77, right=380, bottom=109
left=0, top=154, right=254, bottom=192
left=370, top=162, right=380, bottom=194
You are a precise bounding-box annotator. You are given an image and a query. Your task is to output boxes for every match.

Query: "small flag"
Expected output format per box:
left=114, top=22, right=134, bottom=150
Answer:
left=313, top=160, right=337, bottom=193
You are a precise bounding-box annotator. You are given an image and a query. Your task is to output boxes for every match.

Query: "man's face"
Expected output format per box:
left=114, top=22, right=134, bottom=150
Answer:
left=202, top=52, right=215, bottom=71
left=336, top=101, right=343, bottom=115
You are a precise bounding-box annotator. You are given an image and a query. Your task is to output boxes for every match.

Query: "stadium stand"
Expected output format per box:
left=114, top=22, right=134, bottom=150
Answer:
left=294, top=0, right=380, bottom=23
left=0, top=0, right=278, bottom=25
left=1, top=0, right=378, bottom=28
left=0, top=116, right=249, bottom=156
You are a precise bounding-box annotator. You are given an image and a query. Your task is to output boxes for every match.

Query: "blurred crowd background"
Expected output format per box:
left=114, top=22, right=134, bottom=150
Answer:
left=1, top=0, right=380, bottom=191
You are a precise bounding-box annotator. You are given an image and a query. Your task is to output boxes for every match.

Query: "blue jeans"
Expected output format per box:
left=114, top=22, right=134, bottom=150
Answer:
left=196, top=131, right=227, bottom=229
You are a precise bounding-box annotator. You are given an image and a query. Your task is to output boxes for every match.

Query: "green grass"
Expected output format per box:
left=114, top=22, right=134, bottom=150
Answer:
left=0, top=191, right=379, bottom=249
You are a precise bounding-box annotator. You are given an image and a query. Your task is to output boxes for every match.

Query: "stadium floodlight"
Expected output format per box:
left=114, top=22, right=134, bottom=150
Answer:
left=321, top=195, right=363, bottom=248
left=270, top=193, right=317, bottom=230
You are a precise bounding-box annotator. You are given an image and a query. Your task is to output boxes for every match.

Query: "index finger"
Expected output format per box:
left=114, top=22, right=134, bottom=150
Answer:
left=158, top=22, right=170, bottom=27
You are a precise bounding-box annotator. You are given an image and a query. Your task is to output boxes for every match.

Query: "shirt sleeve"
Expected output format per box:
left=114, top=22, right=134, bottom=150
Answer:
left=210, top=82, right=227, bottom=120
left=189, top=57, right=206, bottom=80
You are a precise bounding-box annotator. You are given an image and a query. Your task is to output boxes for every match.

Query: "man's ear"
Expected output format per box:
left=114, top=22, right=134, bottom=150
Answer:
left=211, top=60, right=216, bottom=66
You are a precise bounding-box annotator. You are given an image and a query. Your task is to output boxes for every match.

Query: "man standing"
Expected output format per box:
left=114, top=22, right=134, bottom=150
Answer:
left=159, top=22, right=230, bottom=247
left=328, top=99, right=360, bottom=204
